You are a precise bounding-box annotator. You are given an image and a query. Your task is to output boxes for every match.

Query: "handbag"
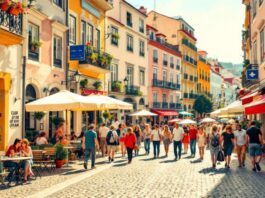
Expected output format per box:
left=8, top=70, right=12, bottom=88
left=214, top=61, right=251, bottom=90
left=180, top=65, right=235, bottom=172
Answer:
left=217, top=149, right=225, bottom=162
left=134, top=144, right=139, bottom=151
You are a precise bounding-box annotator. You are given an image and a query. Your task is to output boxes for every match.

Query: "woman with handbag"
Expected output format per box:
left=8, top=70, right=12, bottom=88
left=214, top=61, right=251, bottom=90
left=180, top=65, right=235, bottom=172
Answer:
left=143, top=124, right=152, bottom=155
left=133, top=125, right=142, bottom=157
left=124, top=127, right=137, bottom=164
left=209, top=125, right=221, bottom=169
left=162, top=125, right=172, bottom=157
left=197, top=126, right=206, bottom=160
left=151, top=124, right=162, bottom=159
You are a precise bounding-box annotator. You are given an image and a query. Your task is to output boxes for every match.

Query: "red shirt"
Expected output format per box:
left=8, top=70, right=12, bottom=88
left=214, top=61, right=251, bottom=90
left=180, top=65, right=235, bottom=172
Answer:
left=189, top=129, right=198, bottom=140
left=6, top=145, right=20, bottom=157
left=124, top=133, right=136, bottom=149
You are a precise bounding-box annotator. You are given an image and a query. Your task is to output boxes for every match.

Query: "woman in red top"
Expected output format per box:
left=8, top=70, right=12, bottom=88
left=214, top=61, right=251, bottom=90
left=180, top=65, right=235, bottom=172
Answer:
left=124, top=127, right=137, bottom=164
left=182, top=126, right=190, bottom=154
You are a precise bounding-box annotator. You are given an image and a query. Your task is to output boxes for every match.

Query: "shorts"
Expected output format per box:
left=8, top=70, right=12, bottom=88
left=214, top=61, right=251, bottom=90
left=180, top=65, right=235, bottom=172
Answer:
left=210, top=146, right=219, bottom=158
left=223, top=145, right=233, bottom=157
left=108, top=145, right=117, bottom=152
left=249, top=143, right=262, bottom=157
left=236, top=145, right=246, bottom=155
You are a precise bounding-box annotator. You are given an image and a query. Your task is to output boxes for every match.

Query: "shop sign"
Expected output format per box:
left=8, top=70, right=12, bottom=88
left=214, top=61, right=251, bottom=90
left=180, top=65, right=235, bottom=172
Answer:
left=9, top=111, right=19, bottom=128
left=70, top=45, right=85, bottom=61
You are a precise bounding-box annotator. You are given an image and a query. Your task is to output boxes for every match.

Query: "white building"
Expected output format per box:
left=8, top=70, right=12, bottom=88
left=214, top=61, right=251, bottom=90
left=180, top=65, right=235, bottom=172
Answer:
left=210, top=69, right=223, bottom=109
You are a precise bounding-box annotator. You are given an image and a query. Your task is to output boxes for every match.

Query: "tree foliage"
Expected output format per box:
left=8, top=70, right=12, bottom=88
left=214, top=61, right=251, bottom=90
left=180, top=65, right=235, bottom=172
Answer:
left=193, top=94, right=213, bottom=115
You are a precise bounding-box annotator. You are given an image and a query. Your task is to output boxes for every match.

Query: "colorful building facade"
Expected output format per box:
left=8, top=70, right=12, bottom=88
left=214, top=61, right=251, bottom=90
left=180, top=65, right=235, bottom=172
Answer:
left=197, top=51, right=211, bottom=97
left=147, top=12, right=198, bottom=113
left=147, top=25, right=182, bottom=122
left=105, top=1, right=148, bottom=122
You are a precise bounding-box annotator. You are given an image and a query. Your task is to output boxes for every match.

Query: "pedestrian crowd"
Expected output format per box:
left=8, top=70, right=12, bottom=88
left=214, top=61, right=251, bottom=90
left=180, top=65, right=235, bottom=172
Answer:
left=82, top=120, right=265, bottom=172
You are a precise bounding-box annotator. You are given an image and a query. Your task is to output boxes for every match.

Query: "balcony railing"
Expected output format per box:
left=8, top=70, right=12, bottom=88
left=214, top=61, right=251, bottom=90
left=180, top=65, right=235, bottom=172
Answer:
left=125, top=85, right=141, bottom=96
left=184, top=55, right=197, bottom=66
left=169, top=103, right=176, bottom=109
left=79, top=46, right=113, bottom=71
left=162, top=102, right=169, bottom=109
left=149, top=37, right=181, bottom=55
left=182, top=39, right=197, bottom=51
left=153, top=102, right=161, bottom=109
left=0, top=9, right=23, bottom=35
left=176, top=103, right=182, bottom=109
left=152, top=79, right=181, bottom=90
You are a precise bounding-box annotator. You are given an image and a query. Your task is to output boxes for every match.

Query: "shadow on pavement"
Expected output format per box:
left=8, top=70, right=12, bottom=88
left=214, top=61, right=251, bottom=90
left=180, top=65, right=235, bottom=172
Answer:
left=183, top=156, right=193, bottom=159
left=112, top=162, right=128, bottom=167
left=113, top=159, right=127, bottom=163
left=190, top=159, right=203, bottom=163
left=160, top=159, right=176, bottom=163
left=140, top=158, right=156, bottom=161
left=95, top=161, right=108, bottom=165
left=62, top=169, right=87, bottom=175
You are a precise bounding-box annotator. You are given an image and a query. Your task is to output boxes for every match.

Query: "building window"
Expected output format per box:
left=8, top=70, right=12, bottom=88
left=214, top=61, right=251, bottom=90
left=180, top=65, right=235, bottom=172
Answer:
left=127, top=34, right=133, bottom=52
left=53, top=35, right=62, bottom=68
left=53, top=0, right=63, bottom=9
left=126, top=12, right=132, bottom=27
left=28, top=23, right=40, bottom=61
left=170, top=95, right=174, bottom=103
left=176, top=74, right=180, bottom=84
left=261, top=28, right=265, bottom=62
left=139, top=69, right=145, bottom=85
left=87, top=24, right=94, bottom=45
left=110, top=63, right=118, bottom=82
left=96, top=29, right=100, bottom=50
left=153, top=68, right=158, bottom=80
left=139, top=18, right=144, bottom=33
left=170, top=73, right=174, bottom=83
left=111, top=26, right=119, bottom=46
left=163, top=70, right=167, bottom=81
left=163, top=54, right=168, bottom=66
left=149, top=31, right=155, bottom=40
left=170, top=57, right=174, bottom=68
left=69, top=15, right=76, bottom=44
left=139, top=40, right=145, bottom=57
left=127, top=66, right=134, bottom=86
left=153, top=49, right=158, bottom=62
left=153, top=92, right=158, bottom=102
left=162, top=94, right=167, bottom=102
left=81, top=21, right=86, bottom=45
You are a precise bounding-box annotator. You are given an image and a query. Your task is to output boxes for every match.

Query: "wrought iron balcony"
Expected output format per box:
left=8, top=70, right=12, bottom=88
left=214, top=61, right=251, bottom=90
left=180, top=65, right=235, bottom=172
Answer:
left=153, top=102, right=161, bottom=109
left=79, top=46, right=113, bottom=73
left=125, top=85, right=141, bottom=96
left=176, top=103, right=182, bottom=109
left=169, top=103, right=176, bottom=109
left=162, top=102, right=169, bottom=109
left=0, top=9, right=23, bottom=36
left=152, top=79, right=181, bottom=90
left=182, top=39, right=197, bottom=51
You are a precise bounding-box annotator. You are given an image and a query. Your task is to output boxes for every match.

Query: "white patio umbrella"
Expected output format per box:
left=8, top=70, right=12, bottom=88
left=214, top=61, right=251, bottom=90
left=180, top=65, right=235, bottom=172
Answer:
left=221, top=100, right=244, bottom=115
left=179, top=119, right=196, bottom=125
left=130, top=110, right=157, bottom=117
left=201, top=117, right=216, bottom=123
left=168, top=118, right=182, bottom=123
left=179, top=111, right=193, bottom=116
left=210, top=109, right=221, bottom=117
left=85, top=95, right=133, bottom=110
left=25, top=90, right=101, bottom=112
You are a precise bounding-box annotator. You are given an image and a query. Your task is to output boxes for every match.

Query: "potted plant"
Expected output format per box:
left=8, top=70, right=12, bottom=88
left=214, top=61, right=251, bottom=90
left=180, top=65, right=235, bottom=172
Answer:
left=31, top=40, right=42, bottom=52
left=93, top=81, right=102, bottom=90
left=99, top=53, right=107, bottom=66
left=79, top=79, right=88, bottom=88
left=89, top=52, right=98, bottom=63
left=9, top=1, right=25, bottom=16
left=106, top=54, right=113, bottom=66
left=111, top=81, right=123, bottom=92
left=111, top=32, right=120, bottom=40
left=55, top=144, right=67, bottom=168
left=0, top=0, right=10, bottom=11
left=34, top=112, right=45, bottom=120
left=102, top=111, right=112, bottom=123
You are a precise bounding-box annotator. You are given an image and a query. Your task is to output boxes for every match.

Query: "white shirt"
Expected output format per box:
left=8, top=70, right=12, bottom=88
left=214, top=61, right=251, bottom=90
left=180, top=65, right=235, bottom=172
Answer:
left=173, top=127, right=184, bottom=141
left=151, top=129, right=161, bottom=141
left=234, top=129, right=246, bottom=146
left=36, top=137, right=48, bottom=145
left=99, top=126, right=109, bottom=138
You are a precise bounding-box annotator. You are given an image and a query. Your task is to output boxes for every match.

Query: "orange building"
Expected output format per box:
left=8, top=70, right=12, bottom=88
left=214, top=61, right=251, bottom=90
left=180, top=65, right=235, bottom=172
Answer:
left=197, top=51, right=211, bottom=97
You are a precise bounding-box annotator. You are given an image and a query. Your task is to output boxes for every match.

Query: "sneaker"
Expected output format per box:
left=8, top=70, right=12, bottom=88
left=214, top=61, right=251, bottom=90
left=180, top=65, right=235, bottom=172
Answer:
left=242, top=162, right=245, bottom=167
left=91, top=166, right=96, bottom=170
left=111, top=158, right=114, bottom=162
left=225, top=163, right=228, bottom=168
left=84, top=163, right=87, bottom=170
left=252, top=167, right=257, bottom=172
left=256, top=163, right=261, bottom=171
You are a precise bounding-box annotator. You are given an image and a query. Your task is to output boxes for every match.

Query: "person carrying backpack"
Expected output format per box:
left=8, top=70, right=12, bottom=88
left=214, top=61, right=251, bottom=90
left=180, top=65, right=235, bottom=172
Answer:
left=209, top=125, right=220, bottom=169
left=106, top=125, right=119, bottom=162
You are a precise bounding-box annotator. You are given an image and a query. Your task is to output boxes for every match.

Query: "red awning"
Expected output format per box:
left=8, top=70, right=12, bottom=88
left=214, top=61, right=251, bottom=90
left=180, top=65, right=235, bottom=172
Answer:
left=245, top=95, right=265, bottom=115
left=241, top=91, right=259, bottom=105
left=152, top=110, right=179, bottom=116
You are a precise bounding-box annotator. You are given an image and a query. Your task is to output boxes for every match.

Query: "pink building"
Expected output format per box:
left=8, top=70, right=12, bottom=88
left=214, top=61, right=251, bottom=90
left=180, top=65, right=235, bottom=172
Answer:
left=147, top=25, right=182, bottom=122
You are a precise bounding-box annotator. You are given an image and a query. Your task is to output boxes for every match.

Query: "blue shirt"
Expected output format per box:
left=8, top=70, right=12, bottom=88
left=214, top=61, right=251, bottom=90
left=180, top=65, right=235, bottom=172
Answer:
left=84, top=130, right=97, bottom=149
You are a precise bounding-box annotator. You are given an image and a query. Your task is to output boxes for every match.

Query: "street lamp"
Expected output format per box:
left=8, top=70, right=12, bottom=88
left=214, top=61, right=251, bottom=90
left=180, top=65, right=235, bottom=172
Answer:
left=61, top=70, right=81, bottom=85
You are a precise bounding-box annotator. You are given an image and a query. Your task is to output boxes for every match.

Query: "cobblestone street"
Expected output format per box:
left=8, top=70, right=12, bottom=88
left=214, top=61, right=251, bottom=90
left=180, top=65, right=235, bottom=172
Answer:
left=1, top=147, right=264, bottom=198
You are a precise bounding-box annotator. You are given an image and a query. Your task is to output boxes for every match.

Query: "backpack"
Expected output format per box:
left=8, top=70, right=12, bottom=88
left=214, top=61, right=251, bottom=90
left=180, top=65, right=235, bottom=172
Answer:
left=211, top=134, right=219, bottom=147
left=108, top=131, right=115, bottom=144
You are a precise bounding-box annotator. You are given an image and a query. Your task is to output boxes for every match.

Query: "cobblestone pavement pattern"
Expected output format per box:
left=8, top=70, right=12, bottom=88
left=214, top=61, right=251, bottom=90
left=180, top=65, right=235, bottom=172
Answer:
left=1, top=147, right=265, bottom=198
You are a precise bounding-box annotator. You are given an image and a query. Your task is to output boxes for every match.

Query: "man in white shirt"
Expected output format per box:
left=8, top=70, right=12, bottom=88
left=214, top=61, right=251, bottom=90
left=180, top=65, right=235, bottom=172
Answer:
left=151, top=124, right=162, bottom=159
left=99, top=123, right=109, bottom=157
left=172, top=123, right=184, bottom=160
left=234, top=124, right=247, bottom=167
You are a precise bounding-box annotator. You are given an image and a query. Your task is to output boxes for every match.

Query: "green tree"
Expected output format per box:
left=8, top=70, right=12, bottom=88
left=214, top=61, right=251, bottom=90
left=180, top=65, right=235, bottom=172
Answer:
left=193, top=94, right=213, bottom=116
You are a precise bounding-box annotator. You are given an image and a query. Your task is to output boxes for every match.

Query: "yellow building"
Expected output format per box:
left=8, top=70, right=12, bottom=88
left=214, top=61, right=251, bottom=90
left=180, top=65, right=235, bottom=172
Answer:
left=69, top=0, right=113, bottom=87
left=147, top=12, right=198, bottom=112
left=197, top=51, right=211, bottom=97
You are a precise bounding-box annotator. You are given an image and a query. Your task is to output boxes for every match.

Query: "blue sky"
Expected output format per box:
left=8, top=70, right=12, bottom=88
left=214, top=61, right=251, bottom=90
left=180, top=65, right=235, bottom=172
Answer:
left=127, top=0, right=244, bottom=64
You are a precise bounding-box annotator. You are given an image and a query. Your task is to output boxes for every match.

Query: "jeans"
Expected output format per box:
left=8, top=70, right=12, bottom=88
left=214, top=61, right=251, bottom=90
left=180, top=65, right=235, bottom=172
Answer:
left=84, top=148, right=96, bottom=168
left=153, top=141, right=160, bottom=157
left=135, top=137, right=141, bottom=156
left=174, top=141, right=182, bottom=159
left=144, top=139, right=151, bottom=154
left=4, top=161, right=20, bottom=180
left=190, top=139, right=197, bottom=155
left=127, top=147, right=133, bottom=162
